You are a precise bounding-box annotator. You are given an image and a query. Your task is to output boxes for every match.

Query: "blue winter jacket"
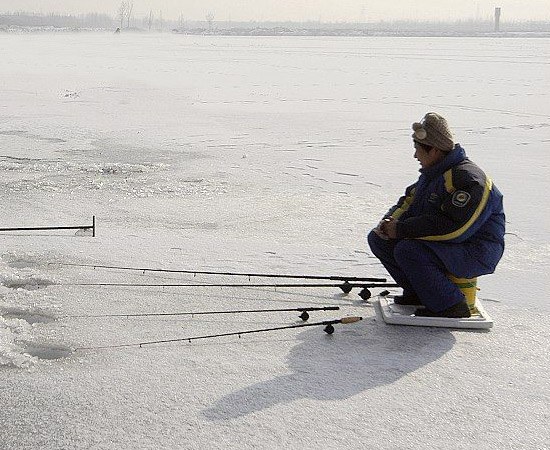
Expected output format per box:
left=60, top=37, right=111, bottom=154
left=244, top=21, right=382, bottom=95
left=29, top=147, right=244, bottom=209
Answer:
left=386, top=144, right=505, bottom=278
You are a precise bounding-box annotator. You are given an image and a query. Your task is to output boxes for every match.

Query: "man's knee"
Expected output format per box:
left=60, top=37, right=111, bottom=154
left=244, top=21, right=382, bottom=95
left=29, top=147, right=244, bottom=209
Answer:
left=367, top=230, right=391, bottom=257
left=367, top=229, right=382, bottom=252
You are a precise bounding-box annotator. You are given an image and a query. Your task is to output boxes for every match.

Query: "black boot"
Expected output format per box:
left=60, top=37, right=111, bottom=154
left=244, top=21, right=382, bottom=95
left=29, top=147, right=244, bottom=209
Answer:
left=414, top=300, right=471, bottom=318
left=393, top=294, right=422, bottom=306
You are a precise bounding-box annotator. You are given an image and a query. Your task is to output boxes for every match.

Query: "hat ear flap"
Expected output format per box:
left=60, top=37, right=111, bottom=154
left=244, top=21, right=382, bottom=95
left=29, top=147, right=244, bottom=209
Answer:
left=412, top=122, right=427, bottom=140
left=414, top=128, right=427, bottom=140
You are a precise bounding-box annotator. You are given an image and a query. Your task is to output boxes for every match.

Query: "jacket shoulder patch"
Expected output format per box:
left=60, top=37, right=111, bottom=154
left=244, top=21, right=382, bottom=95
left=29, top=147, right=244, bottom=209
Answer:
left=452, top=190, right=471, bottom=208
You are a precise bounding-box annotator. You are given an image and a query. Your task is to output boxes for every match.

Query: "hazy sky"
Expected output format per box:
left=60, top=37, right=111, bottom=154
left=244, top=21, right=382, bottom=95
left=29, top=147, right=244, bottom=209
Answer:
left=1, top=0, right=549, bottom=22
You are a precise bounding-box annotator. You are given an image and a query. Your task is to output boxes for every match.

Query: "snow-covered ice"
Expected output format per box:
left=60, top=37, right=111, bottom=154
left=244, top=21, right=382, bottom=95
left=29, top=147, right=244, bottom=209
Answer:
left=1, top=33, right=549, bottom=449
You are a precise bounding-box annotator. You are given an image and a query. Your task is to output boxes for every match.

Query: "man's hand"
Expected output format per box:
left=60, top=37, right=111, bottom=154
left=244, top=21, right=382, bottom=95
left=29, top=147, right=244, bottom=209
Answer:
left=374, top=218, right=389, bottom=240
left=382, top=217, right=398, bottom=239
left=375, top=217, right=398, bottom=240
left=373, top=226, right=390, bottom=240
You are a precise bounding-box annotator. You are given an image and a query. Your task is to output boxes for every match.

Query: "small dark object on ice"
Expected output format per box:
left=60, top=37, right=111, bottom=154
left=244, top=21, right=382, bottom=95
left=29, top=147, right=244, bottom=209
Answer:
left=359, top=288, right=371, bottom=300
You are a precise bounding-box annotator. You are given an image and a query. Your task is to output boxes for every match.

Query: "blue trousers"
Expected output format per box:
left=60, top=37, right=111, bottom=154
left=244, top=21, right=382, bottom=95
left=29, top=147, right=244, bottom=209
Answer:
left=367, top=230, right=465, bottom=312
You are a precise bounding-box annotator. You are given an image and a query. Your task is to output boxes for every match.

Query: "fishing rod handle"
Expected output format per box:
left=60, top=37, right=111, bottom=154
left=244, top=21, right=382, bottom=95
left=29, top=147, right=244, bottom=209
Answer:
left=341, top=316, right=363, bottom=324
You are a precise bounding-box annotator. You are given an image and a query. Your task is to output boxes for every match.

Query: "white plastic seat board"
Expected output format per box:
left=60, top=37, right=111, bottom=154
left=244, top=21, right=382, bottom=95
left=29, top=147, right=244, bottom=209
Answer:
left=373, top=295, right=493, bottom=330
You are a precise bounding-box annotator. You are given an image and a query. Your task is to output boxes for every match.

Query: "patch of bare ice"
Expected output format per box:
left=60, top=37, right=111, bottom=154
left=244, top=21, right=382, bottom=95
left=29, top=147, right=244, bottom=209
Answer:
left=0, top=158, right=224, bottom=198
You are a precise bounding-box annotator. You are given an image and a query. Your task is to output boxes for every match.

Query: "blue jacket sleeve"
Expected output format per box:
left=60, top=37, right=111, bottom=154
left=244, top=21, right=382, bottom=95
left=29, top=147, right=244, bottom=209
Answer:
left=385, top=183, right=416, bottom=220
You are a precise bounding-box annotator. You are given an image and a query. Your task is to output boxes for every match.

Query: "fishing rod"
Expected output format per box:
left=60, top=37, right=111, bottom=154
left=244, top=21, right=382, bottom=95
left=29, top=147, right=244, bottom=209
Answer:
left=53, top=262, right=387, bottom=283
left=58, top=281, right=398, bottom=296
left=0, top=216, right=96, bottom=237
left=68, top=306, right=340, bottom=322
left=75, top=316, right=363, bottom=350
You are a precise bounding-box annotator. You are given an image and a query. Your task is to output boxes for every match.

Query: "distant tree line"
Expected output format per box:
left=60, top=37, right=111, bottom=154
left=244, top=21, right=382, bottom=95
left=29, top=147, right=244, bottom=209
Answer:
left=0, top=11, right=114, bottom=28
left=117, top=1, right=133, bottom=29
left=0, top=9, right=175, bottom=31
left=1, top=10, right=549, bottom=34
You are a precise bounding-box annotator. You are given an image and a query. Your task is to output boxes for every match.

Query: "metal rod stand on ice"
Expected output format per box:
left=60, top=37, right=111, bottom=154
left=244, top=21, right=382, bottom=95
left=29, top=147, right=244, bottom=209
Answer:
left=60, top=281, right=398, bottom=298
left=75, top=316, right=363, bottom=350
left=68, top=306, right=341, bottom=322
left=0, top=216, right=96, bottom=237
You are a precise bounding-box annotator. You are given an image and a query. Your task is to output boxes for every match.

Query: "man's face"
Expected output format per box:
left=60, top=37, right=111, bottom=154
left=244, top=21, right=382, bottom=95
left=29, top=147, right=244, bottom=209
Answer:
left=414, top=142, right=437, bottom=169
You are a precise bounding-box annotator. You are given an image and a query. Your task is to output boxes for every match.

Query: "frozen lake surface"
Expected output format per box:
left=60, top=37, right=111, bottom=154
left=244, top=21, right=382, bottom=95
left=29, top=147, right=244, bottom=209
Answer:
left=1, top=34, right=549, bottom=449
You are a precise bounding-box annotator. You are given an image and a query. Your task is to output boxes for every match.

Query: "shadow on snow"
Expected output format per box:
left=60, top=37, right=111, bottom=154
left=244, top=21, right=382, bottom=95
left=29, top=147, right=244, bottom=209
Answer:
left=202, top=318, right=455, bottom=420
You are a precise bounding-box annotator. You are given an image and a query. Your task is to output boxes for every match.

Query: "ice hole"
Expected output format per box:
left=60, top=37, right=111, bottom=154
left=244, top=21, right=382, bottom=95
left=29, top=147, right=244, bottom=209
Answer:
left=3, top=310, right=56, bottom=324
left=2, top=278, right=54, bottom=290
left=24, top=344, right=72, bottom=360
left=6, top=259, right=38, bottom=269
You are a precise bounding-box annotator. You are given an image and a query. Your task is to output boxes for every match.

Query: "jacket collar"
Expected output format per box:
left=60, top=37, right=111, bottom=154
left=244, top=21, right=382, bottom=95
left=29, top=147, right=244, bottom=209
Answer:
left=420, top=144, right=466, bottom=180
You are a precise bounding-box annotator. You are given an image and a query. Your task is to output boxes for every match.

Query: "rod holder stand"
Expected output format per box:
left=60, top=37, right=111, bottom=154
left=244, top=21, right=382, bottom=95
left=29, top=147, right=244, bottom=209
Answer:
left=0, top=216, right=96, bottom=237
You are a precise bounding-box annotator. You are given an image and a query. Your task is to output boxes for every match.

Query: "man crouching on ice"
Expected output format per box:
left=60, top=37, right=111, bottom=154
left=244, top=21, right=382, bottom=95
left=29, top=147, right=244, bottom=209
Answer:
left=368, top=112, right=505, bottom=318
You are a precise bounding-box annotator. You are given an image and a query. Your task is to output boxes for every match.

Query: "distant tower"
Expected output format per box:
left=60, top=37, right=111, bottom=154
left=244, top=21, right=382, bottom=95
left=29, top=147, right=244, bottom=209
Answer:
left=494, top=7, right=501, bottom=32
